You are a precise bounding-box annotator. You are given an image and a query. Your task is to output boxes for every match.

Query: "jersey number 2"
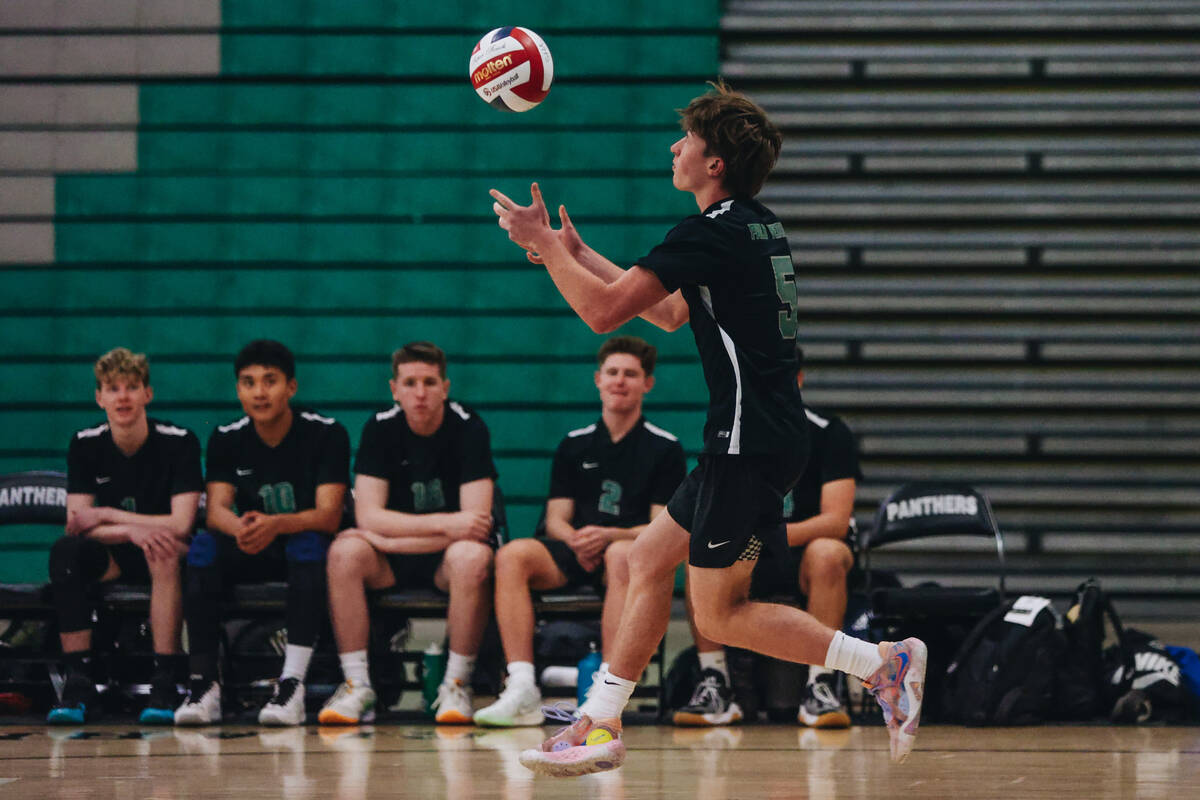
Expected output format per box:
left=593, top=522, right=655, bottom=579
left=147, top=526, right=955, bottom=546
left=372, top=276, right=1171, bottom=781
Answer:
left=771, top=255, right=799, bottom=339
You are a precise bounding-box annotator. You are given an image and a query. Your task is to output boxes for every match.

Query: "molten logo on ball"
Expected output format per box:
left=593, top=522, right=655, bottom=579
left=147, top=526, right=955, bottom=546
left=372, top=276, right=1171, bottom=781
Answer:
left=469, top=26, right=553, bottom=112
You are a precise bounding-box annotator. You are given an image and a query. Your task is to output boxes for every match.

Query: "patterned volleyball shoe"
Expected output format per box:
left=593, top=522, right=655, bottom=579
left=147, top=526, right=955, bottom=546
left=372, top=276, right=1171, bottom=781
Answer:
left=862, top=638, right=927, bottom=763
left=518, top=706, right=625, bottom=777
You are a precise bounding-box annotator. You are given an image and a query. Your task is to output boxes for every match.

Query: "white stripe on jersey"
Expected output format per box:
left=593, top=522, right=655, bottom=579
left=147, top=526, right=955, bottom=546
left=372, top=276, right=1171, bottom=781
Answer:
left=642, top=420, right=678, bottom=442
left=706, top=199, right=733, bottom=219
left=449, top=401, right=471, bottom=421
left=699, top=285, right=743, bottom=455
left=567, top=423, right=597, bottom=438
left=804, top=408, right=831, bottom=429
left=376, top=405, right=402, bottom=421
left=154, top=423, right=189, bottom=437
left=76, top=423, right=110, bottom=439
left=300, top=411, right=336, bottom=425
left=218, top=416, right=251, bottom=433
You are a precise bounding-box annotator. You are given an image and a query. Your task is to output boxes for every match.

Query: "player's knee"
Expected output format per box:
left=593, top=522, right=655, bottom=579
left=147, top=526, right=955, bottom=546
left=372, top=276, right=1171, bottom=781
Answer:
left=445, top=540, right=493, bottom=586
left=327, top=533, right=374, bottom=578
left=803, top=539, right=852, bottom=585
left=604, top=540, right=633, bottom=581
left=285, top=530, right=330, bottom=564
left=49, top=535, right=107, bottom=586
left=692, top=608, right=729, bottom=645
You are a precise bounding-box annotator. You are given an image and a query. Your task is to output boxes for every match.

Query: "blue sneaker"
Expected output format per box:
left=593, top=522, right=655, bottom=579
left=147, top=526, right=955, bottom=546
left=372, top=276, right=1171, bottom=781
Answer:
left=138, top=676, right=178, bottom=725
left=47, top=675, right=97, bottom=725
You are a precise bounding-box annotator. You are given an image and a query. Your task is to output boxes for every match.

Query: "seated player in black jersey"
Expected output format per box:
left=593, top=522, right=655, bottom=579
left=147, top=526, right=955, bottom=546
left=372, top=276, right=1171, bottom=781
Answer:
left=317, top=341, right=499, bottom=725
left=175, top=340, right=350, bottom=727
left=675, top=345, right=861, bottom=729
left=473, top=336, right=686, bottom=727
left=47, top=347, right=202, bottom=725
left=491, top=82, right=926, bottom=775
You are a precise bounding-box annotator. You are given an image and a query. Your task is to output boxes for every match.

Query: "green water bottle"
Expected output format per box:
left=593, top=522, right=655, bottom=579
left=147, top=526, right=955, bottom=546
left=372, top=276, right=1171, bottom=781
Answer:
left=421, top=641, right=446, bottom=717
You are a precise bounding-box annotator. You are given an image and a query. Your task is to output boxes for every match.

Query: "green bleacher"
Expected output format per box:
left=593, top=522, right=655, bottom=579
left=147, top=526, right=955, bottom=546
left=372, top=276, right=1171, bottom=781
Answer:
left=0, top=1, right=722, bottom=581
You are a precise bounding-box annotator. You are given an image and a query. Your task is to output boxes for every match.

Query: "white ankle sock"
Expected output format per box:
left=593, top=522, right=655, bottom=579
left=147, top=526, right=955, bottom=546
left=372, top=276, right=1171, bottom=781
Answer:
left=578, top=670, right=635, bottom=721
left=823, top=631, right=884, bottom=681
left=697, top=649, right=729, bottom=681
left=506, top=661, right=535, bottom=685
left=339, top=650, right=371, bottom=688
left=445, top=650, right=475, bottom=684
left=281, top=644, right=313, bottom=682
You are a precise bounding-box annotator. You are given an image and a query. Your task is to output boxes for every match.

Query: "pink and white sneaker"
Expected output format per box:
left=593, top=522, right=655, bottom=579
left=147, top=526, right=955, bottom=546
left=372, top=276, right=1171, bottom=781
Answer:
left=862, top=638, right=927, bottom=763
left=518, top=706, right=625, bottom=777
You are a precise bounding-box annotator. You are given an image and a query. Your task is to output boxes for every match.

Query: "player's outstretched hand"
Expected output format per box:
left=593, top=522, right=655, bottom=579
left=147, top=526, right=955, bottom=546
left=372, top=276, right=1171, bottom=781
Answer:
left=491, top=183, right=552, bottom=252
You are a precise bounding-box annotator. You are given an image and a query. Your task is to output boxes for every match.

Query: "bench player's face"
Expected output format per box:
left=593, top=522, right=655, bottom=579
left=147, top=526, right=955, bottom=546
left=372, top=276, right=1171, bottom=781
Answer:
left=95, top=376, right=152, bottom=429
left=236, top=365, right=296, bottom=425
left=391, top=361, right=448, bottom=428
left=595, top=353, right=653, bottom=415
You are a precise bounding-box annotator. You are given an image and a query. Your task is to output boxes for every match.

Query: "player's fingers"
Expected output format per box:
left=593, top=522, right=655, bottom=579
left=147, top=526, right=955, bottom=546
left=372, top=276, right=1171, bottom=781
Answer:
left=559, top=205, right=575, bottom=230
left=489, top=188, right=517, bottom=209
left=526, top=250, right=544, bottom=264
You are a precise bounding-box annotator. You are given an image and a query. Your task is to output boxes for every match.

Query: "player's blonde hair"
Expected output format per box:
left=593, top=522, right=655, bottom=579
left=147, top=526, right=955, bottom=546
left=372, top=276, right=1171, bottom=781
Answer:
left=94, top=347, right=150, bottom=389
left=678, top=79, right=782, bottom=198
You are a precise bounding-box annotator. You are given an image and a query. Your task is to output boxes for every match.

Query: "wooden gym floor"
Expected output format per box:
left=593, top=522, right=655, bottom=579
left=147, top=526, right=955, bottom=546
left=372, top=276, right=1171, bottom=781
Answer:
left=0, top=723, right=1196, bottom=799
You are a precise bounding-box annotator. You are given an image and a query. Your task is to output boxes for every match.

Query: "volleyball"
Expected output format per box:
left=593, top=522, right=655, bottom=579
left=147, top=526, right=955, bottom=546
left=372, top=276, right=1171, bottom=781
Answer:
left=469, top=26, right=554, bottom=112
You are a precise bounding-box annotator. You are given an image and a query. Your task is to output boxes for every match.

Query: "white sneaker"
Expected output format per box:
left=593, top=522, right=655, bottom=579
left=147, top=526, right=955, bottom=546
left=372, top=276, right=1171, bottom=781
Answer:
left=258, top=677, right=306, bottom=726
left=175, top=679, right=221, bottom=726
left=318, top=680, right=377, bottom=725
left=474, top=678, right=544, bottom=727
left=432, top=678, right=474, bottom=724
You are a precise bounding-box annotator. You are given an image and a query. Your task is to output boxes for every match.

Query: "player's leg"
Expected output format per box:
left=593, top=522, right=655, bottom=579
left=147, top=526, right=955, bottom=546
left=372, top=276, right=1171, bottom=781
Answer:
left=139, top=546, right=186, bottom=724
left=319, top=531, right=395, bottom=725
left=176, top=530, right=233, bottom=725
left=257, top=531, right=329, bottom=726
left=690, top=561, right=925, bottom=763
left=673, top=577, right=742, bottom=727
left=46, top=535, right=118, bottom=724
left=475, top=538, right=570, bottom=727
left=429, top=539, right=494, bottom=723
left=520, top=511, right=688, bottom=777
left=797, top=539, right=854, bottom=728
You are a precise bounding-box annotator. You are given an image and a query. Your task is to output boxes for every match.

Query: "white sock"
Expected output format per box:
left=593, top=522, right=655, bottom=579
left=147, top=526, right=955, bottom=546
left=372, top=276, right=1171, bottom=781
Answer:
left=339, top=650, right=371, bottom=688
left=823, top=631, right=884, bottom=681
left=807, top=665, right=833, bottom=686
left=697, top=649, right=729, bottom=682
left=578, top=670, right=635, bottom=721
left=281, top=644, right=314, bottom=682
left=506, top=661, right=536, bottom=685
left=445, top=650, right=475, bottom=685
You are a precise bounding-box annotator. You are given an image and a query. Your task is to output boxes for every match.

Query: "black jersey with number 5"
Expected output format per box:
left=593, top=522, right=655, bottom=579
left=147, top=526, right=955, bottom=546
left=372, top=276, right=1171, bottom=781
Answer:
left=206, top=409, right=350, bottom=516
left=637, top=196, right=807, bottom=455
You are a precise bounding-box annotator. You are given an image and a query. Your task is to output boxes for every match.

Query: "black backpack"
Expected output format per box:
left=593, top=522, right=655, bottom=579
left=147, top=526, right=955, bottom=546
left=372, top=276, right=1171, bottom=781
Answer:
left=942, top=595, right=1065, bottom=725
left=1055, top=578, right=1129, bottom=720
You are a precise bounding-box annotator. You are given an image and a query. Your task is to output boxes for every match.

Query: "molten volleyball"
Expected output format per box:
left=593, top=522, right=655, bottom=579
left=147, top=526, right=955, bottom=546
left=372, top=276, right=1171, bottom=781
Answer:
left=469, top=26, right=554, bottom=112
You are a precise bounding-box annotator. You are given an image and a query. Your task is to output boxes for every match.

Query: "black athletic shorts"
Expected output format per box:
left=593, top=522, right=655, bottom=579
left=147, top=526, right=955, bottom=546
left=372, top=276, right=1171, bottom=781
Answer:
left=669, top=450, right=807, bottom=569
left=109, top=541, right=152, bottom=584
left=540, top=537, right=605, bottom=591
left=384, top=552, right=446, bottom=593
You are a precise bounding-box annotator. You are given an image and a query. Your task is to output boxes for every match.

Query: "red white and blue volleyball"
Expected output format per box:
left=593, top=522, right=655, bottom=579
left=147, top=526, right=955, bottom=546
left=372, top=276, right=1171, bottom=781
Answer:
left=469, top=26, right=554, bottom=112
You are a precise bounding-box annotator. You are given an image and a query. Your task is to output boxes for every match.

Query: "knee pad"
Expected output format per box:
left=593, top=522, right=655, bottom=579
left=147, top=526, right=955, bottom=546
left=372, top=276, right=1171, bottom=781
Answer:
left=285, top=530, right=329, bottom=564
left=186, top=529, right=218, bottom=568
left=48, top=535, right=109, bottom=585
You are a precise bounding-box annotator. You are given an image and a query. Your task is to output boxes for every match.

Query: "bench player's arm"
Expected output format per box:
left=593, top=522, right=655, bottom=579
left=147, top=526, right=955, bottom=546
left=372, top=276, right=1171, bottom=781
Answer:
left=784, top=478, right=856, bottom=548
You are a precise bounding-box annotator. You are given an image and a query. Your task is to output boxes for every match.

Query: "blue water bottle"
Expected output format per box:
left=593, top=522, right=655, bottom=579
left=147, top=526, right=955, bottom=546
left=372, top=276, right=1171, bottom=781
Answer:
left=576, top=642, right=602, bottom=706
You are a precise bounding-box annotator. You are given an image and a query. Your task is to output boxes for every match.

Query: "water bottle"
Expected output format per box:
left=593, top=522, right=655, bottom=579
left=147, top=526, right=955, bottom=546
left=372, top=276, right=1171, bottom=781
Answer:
left=576, top=642, right=602, bottom=706
left=421, top=642, right=446, bottom=717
